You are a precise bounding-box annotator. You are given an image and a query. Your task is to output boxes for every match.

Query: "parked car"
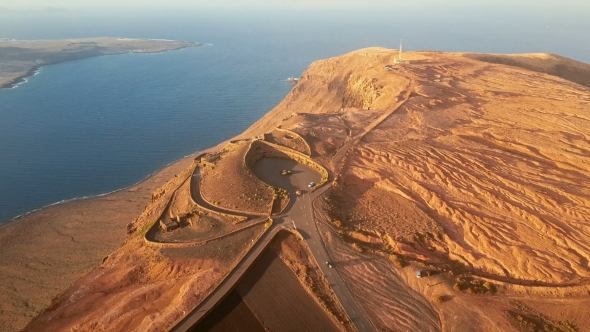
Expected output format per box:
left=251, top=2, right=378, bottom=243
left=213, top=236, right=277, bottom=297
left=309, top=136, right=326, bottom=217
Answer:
left=416, top=270, right=434, bottom=278
left=308, top=182, right=316, bottom=188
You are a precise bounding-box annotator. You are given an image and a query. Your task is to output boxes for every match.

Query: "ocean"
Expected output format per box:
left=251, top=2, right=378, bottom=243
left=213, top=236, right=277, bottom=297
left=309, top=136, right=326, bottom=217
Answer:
left=1, top=4, right=589, bottom=223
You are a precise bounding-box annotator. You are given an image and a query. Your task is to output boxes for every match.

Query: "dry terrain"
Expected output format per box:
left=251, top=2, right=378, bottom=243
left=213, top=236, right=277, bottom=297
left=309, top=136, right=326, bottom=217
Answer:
left=0, top=154, right=195, bottom=332
left=0, top=38, right=198, bottom=89
left=200, top=142, right=274, bottom=215
left=264, top=129, right=311, bottom=156
left=146, top=172, right=254, bottom=244
left=25, top=223, right=267, bottom=332
left=194, top=230, right=348, bottom=332
left=242, top=47, right=590, bottom=330
left=5, top=46, right=590, bottom=332
left=281, top=113, right=349, bottom=161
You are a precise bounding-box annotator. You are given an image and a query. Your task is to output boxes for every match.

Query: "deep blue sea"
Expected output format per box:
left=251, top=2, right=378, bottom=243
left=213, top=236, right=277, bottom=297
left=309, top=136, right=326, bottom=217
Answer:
left=1, top=4, right=589, bottom=223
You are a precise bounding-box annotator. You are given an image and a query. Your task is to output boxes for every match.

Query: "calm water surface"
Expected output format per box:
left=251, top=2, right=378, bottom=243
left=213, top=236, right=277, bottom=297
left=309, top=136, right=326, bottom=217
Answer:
left=1, top=5, right=589, bottom=222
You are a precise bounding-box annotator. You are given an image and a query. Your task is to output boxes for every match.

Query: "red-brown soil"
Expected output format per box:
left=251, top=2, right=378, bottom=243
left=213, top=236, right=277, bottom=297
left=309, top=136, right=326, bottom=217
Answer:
left=236, top=247, right=341, bottom=332
left=245, top=47, right=590, bottom=285
left=355, top=55, right=590, bottom=284
left=167, top=175, right=196, bottom=217
left=264, top=129, right=311, bottom=156
left=10, top=47, right=590, bottom=331
left=192, top=230, right=349, bottom=332
left=149, top=175, right=254, bottom=244
left=281, top=113, right=349, bottom=161
left=317, top=220, right=442, bottom=332
left=200, top=142, right=273, bottom=215
left=0, top=154, right=195, bottom=332
left=464, top=52, right=590, bottom=89
left=24, top=224, right=266, bottom=332
left=243, top=47, right=590, bottom=330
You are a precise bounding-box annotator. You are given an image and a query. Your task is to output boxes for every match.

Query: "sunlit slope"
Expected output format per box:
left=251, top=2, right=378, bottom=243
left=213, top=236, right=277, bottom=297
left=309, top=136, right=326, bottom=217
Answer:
left=246, top=48, right=590, bottom=284
left=465, top=52, right=590, bottom=89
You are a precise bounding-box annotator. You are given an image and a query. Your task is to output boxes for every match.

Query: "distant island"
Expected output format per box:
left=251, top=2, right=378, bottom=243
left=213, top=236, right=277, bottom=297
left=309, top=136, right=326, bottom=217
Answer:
left=0, top=38, right=199, bottom=89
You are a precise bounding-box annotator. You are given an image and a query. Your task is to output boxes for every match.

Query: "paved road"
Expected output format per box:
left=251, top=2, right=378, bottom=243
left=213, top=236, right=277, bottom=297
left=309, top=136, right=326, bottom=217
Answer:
left=289, top=193, right=373, bottom=332
left=171, top=224, right=291, bottom=332
left=172, top=158, right=374, bottom=331
left=174, top=72, right=416, bottom=331
left=254, top=159, right=374, bottom=332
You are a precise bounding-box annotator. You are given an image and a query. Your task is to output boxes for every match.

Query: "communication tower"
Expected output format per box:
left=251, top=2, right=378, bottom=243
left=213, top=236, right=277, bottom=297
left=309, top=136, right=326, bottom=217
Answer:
left=394, top=39, right=408, bottom=65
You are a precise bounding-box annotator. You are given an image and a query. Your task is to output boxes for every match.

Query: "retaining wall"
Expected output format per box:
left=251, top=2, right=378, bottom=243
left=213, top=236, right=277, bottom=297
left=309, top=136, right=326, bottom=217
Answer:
left=144, top=217, right=271, bottom=248
left=246, top=140, right=329, bottom=187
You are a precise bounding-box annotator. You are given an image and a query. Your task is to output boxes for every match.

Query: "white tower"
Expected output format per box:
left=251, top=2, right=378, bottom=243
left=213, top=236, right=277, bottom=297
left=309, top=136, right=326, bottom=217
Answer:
left=394, top=39, right=407, bottom=65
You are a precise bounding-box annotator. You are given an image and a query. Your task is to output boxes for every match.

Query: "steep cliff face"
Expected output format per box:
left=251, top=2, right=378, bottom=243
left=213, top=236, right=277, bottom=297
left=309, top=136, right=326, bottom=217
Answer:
left=342, top=74, right=382, bottom=109
left=240, top=48, right=411, bottom=138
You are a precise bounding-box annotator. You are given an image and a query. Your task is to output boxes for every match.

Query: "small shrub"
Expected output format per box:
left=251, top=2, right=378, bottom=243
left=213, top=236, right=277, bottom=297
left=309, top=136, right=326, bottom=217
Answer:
left=388, top=254, right=405, bottom=268
left=453, top=276, right=496, bottom=294
left=433, top=295, right=447, bottom=303
left=351, top=243, right=363, bottom=252
left=265, top=218, right=273, bottom=228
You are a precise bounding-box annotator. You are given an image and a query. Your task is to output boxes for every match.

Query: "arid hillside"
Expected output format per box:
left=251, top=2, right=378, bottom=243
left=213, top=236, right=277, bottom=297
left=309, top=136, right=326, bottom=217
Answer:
left=241, top=47, right=590, bottom=330
left=246, top=47, right=590, bottom=284
left=464, top=52, right=590, bottom=89
left=21, top=47, right=590, bottom=332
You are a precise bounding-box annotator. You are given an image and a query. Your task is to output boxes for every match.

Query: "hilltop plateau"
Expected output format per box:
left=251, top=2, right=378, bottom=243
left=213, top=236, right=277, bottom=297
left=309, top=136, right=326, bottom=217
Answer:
left=2, top=47, right=590, bottom=331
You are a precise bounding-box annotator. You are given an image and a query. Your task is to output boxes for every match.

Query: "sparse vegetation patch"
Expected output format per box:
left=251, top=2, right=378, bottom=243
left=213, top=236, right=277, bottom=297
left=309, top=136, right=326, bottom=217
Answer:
left=507, top=301, right=578, bottom=332
left=452, top=276, right=496, bottom=295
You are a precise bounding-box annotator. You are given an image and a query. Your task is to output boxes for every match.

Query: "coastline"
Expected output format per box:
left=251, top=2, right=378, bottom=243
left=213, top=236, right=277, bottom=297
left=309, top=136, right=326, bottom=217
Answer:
left=0, top=39, right=201, bottom=90
left=0, top=135, right=227, bottom=228
left=0, top=150, right=190, bottom=229
left=0, top=38, right=203, bottom=222
left=0, top=138, right=229, bottom=331
left=5, top=44, right=590, bottom=332
left=0, top=66, right=41, bottom=90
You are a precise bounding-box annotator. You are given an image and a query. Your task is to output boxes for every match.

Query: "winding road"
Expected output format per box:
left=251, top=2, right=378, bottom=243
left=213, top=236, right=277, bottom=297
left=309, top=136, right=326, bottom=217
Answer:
left=171, top=158, right=373, bottom=332
left=254, top=159, right=373, bottom=332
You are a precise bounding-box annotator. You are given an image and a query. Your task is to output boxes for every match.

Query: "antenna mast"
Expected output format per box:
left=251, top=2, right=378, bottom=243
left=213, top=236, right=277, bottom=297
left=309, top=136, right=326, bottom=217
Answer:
left=394, top=39, right=407, bottom=65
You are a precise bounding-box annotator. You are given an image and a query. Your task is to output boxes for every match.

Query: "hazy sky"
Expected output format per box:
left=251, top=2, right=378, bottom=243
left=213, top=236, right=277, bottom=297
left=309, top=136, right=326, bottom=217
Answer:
left=4, top=0, right=373, bottom=10
left=3, top=0, right=588, bottom=11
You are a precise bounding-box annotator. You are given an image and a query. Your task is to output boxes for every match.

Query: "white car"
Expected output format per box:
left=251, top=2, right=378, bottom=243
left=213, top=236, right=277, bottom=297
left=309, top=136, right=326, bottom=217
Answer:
left=308, top=182, right=316, bottom=188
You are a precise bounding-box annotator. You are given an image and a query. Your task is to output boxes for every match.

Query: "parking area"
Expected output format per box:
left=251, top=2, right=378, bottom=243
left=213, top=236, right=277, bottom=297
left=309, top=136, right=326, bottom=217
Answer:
left=251, top=158, right=321, bottom=195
